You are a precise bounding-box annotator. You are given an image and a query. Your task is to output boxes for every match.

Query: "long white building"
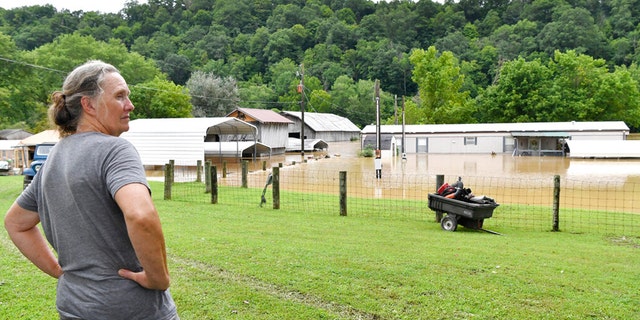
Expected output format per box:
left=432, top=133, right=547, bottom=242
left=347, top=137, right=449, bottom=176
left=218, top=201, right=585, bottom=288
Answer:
left=361, top=121, right=630, bottom=156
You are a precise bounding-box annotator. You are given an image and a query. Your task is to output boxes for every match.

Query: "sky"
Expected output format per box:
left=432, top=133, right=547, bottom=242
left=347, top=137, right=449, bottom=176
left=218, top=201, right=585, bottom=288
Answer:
left=0, top=0, right=147, bottom=13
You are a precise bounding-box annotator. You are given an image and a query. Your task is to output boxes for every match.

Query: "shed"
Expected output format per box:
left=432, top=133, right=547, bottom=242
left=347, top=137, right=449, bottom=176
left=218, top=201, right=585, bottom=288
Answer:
left=121, top=118, right=257, bottom=166
left=226, top=108, right=292, bottom=154
left=280, top=111, right=360, bottom=142
left=205, top=141, right=271, bottom=158
left=361, top=121, right=629, bottom=156
left=286, top=138, right=329, bottom=152
left=14, top=130, right=60, bottom=170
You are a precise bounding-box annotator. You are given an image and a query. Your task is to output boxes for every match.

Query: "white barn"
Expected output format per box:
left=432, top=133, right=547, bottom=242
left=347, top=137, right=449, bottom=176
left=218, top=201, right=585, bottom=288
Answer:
left=121, top=118, right=257, bottom=166
left=361, top=121, right=630, bottom=156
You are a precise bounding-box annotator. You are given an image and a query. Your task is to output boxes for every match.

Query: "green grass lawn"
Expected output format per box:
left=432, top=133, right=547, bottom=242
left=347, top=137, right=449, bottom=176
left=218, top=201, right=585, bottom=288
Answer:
left=1, top=175, right=639, bottom=319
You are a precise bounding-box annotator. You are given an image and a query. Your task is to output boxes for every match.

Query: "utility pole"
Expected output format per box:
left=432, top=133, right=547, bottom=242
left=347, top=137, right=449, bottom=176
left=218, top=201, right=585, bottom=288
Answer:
left=374, top=80, right=382, bottom=179
left=298, top=64, right=305, bottom=160
left=375, top=79, right=381, bottom=152
left=394, top=94, right=398, bottom=125
left=402, top=96, right=406, bottom=160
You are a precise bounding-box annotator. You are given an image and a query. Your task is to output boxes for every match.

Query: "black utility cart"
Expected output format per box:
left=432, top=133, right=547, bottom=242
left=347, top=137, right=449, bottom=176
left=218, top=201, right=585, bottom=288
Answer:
left=428, top=193, right=499, bottom=232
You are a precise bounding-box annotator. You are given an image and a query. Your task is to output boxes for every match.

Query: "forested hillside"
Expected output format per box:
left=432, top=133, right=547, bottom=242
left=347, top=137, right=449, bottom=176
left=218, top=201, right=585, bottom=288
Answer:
left=1, top=0, right=640, bottom=132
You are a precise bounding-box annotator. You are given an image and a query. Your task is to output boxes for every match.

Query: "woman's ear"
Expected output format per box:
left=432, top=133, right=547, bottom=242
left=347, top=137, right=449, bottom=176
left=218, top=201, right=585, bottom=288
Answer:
left=80, top=96, right=96, bottom=115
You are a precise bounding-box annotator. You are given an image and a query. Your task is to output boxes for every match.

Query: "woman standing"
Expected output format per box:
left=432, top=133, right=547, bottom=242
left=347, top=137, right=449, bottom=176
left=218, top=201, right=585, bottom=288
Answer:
left=4, top=60, right=178, bottom=319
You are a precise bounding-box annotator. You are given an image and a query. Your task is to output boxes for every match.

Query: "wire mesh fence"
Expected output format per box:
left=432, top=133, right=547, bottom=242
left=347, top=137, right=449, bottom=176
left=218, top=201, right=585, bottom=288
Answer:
left=163, top=163, right=640, bottom=235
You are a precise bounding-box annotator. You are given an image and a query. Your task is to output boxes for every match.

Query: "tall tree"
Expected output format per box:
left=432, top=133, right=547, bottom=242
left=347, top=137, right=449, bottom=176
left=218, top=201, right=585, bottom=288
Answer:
left=409, top=46, right=474, bottom=124
left=186, top=71, right=239, bottom=117
left=130, top=76, right=192, bottom=119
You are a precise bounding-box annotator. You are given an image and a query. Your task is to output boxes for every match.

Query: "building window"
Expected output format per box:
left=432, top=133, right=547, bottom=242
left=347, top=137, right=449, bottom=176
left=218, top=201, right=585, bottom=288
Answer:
left=464, top=137, right=477, bottom=145
left=416, top=138, right=428, bottom=153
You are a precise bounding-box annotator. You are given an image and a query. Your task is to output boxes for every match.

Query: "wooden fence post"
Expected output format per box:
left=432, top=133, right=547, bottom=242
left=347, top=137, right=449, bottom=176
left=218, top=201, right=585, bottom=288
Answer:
left=169, top=159, right=175, bottom=184
left=205, top=161, right=211, bottom=193
left=211, top=165, right=218, bottom=204
left=553, top=175, right=560, bottom=232
left=435, top=174, right=445, bottom=222
left=340, top=171, right=347, bottom=216
left=272, top=167, right=280, bottom=209
left=196, top=159, right=202, bottom=183
left=164, top=163, right=172, bottom=200
left=242, top=160, right=248, bottom=188
left=223, top=161, right=227, bottom=178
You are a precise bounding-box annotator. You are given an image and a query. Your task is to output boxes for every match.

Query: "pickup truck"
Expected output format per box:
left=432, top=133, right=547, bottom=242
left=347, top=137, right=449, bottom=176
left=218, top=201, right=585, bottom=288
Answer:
left=23, top=143, right=55, bottom=189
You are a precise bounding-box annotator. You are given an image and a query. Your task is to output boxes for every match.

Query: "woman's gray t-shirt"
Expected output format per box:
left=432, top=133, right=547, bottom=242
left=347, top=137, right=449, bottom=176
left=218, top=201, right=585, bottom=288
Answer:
left=17, top=132, right=177, bottom=320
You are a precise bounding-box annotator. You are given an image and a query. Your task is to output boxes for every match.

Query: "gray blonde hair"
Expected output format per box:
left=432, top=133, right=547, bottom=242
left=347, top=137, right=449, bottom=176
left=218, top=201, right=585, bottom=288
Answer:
left=49, top=60, right=120, bottom=137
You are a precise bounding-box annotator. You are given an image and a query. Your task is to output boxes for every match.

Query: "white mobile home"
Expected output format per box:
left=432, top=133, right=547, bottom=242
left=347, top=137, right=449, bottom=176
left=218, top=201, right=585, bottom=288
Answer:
left=121, top=118, right=257, bottom=166
left=361, top=121, right=630, bottom=156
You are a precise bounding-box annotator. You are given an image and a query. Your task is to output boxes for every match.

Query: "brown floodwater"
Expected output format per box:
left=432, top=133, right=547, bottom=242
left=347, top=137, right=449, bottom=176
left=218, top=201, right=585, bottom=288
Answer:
left=176, top=141, right=639, bottom=213
left=207, top=141, right=640, bottom=181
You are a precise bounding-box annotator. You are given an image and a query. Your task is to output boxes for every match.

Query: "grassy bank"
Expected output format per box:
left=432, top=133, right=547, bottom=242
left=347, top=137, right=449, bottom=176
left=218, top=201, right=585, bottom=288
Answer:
left=1, top=175, right=639, bottom=319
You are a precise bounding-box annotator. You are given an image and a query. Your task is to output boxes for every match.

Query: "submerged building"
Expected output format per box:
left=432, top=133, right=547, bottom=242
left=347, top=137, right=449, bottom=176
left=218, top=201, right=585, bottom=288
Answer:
left=361, top=121, right=630, bottom=156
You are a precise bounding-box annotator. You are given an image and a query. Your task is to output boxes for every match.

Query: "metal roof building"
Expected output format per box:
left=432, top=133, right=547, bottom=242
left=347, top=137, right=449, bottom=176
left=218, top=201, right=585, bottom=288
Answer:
left=121, top=118, right=257, bottom=166
left=226, top=108, right=293, bottom=154
left=361, top=121, right=630, bottom=156
left=281, top=111, right=361, bottom=142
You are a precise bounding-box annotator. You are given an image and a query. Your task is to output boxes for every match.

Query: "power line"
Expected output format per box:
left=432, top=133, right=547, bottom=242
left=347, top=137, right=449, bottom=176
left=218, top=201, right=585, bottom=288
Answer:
left=0, top=56, right=67, bottom=74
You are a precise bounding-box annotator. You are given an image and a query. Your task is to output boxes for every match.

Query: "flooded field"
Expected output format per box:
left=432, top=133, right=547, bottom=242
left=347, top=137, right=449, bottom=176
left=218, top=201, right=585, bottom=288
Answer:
left=205, top=140, right=640, bottom=183
left=193, top=141, right=640, bottom=214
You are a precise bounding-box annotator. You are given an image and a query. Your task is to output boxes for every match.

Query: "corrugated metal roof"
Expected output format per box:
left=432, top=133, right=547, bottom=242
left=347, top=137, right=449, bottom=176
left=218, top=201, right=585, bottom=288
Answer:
left=120, top=118, right=258, bottom=166
left=361, top=121, right=629, bottom=134
left=124, top=117, right=257, bottom=135
left=281, top=111, right=361, bottom=132
left=228, top=108, right=293, bottom=124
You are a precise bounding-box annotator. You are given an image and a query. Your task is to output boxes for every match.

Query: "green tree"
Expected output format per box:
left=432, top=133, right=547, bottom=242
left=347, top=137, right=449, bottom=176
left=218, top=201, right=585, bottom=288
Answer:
left=238, top=77, right=275, bottom=109
left=536, top=7, right=609, bottom=59
left=309, top=89, right=333, bottom=113
left=158, top=53, right=192, bottom=85
left=476, top=57, right=552, bottom=123
left=409, top=46, right=474, bottom=124
left=186, top=71, right=239, bottom=117
left=130, top=77, right=192, bottom=119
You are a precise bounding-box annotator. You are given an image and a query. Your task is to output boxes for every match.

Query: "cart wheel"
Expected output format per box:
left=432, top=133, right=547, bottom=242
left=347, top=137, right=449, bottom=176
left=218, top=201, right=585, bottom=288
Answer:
left=441, top=215, right=458, bottom=231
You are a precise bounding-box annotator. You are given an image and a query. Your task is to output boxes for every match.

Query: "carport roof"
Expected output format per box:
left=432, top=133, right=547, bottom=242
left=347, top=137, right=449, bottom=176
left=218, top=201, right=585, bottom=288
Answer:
left=126, top=117, right=257, bottom=136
